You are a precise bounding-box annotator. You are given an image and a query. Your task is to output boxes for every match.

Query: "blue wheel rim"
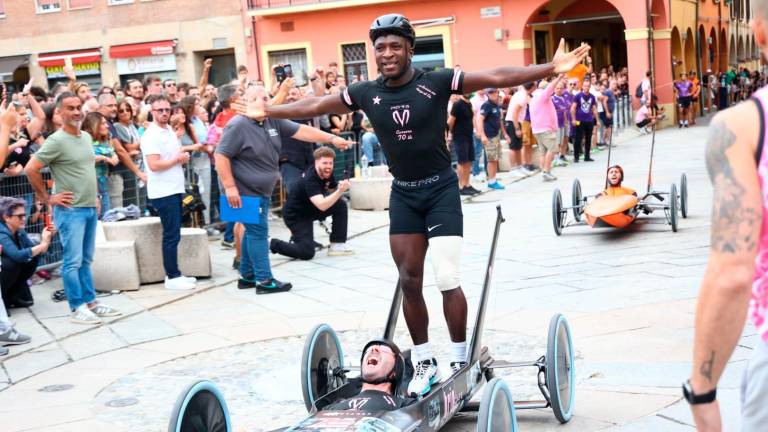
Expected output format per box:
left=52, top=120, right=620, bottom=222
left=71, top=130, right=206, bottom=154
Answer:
left=553, top=316, right=575, bottom=420
left=173, top=380, right=231, bottom=432
left=485, top=379, right=517, bottom=432
left=304, top=324, right=344, bottom=408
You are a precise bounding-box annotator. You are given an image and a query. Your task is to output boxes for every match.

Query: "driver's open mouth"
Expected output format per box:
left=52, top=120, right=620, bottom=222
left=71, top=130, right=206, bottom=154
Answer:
left=367, top=358, right=379, bottom=366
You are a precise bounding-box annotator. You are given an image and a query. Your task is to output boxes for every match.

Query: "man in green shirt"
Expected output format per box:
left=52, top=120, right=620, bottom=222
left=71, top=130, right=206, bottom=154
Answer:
left=25, top=92, right=121, bottom=325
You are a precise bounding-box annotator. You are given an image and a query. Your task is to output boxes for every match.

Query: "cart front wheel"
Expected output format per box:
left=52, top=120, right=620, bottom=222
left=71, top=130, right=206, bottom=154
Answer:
left=546, top=314, right=575, bottom=423
left=301, top=324, right=346, bottom=412
left=477, top=378, right=518, bottom=432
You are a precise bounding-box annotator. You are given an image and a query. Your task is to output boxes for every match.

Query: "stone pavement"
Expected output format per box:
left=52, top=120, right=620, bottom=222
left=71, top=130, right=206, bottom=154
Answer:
left=0, top=121, right=748, bottom=431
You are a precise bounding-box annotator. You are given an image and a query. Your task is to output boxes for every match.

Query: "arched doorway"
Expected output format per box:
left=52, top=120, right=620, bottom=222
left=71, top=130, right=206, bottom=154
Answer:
left=671, top=27, right=683, bottom=76
left=527, top=0, right=628, bottom=72
left=739, top=36, right=745, bottom=65
left=730, top=35, right=737, bottom=66
left=720, top=29, right=729, bottom=71
left=684, top=28, right=696, bottom=76
left=708, top=28, right=718, bottom=73
left=698, top=26, right=709, bottom=71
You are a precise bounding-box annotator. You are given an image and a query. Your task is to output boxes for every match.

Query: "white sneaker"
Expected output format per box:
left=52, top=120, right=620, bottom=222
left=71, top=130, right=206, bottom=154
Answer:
left=70, top=304, right=102, bottom=325
left=473, top=173, right=487, bottom=183
left=180, top=276, right=197, bottom=284
left=164, top=277, right=195, bottom=291
left=327, top=243, right=354, bottom=256
left=407, top=358, right=441, bottom=396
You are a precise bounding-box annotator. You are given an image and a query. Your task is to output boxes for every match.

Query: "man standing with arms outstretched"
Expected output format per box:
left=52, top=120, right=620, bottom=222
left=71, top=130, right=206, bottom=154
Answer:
left=689, top=2, right=768, bottom=429
left=240, top=14, right=589, bottom=396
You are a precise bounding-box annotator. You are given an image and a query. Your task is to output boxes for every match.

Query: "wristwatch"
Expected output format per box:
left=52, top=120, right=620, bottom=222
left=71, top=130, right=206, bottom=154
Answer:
left=682, top=380, right=716, bottom=405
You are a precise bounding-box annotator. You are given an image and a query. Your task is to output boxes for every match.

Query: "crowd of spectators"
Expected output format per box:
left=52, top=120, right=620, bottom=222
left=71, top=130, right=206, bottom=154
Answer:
left=0, top=52, right=765, bottom=353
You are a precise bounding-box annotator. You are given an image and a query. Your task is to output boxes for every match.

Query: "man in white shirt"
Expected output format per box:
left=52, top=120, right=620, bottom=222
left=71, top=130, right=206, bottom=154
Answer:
left=140, top=95, right=197, bottom=291
left=469, top=90, right=488, bottom=181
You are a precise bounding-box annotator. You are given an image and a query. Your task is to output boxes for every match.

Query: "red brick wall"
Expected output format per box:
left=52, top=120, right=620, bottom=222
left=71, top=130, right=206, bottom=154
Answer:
left=0, top=0, right=242, bottom=39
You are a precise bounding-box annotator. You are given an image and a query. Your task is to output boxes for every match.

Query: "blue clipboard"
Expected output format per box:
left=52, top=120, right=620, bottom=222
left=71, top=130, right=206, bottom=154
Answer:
left=219, top=195, right=263, bottom=224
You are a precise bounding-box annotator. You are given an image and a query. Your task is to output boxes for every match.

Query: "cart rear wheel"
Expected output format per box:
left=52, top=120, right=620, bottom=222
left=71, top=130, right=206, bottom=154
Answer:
left=301, top=324, right=345, bottom=412
left=670, top=183, right=678, bottom=232
left=477, top=378, right=518, bottom=432
left=168, top=380, right=231, bottom=432
left=546, top=314, right=575, bottom=423
left=571, top=179, right=583, bottom=222
left=552, top=189, right=564, bottom=236
left=680, top=173, right=688, bottom=218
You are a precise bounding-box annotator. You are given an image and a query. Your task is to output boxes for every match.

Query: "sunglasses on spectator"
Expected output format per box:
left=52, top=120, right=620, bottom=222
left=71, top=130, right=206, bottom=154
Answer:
left=10, top=213, right=26, bottom=219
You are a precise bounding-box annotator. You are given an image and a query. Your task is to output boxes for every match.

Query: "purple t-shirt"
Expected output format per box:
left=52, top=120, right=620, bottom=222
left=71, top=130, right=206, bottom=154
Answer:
left=573, top=92, right=597, bottom=122
left=552, top=94, right=570, bottom=128
left=675, top=81, right=693, bottom=98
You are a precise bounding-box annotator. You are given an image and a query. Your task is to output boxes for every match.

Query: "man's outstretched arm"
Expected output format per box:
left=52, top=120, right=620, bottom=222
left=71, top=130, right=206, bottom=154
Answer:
left=690, top=104, right=762, bottom=431
left=463, top=39, right=589, bottom=93
left=266, top=93, right=350, bottom=120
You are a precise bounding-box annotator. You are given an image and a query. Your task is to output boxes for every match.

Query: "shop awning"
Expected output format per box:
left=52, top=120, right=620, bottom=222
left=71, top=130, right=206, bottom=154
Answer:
left=0, top=55, right=29, bottom=79
left=109, top=40, right=176, bottom=59
left=38, top=49, right=101, bottom=67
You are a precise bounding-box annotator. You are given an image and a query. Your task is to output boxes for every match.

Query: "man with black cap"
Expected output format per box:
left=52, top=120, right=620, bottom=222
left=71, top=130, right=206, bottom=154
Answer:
left=324, top=339, right=408, bottom=412
left=236, top=13, right=590, bottom=397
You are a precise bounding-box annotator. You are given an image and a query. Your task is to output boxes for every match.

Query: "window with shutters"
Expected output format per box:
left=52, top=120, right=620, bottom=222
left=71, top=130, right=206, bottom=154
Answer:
left=341, top=43, right=368, bottom=83
left=68, top=0, right=93, bottom=9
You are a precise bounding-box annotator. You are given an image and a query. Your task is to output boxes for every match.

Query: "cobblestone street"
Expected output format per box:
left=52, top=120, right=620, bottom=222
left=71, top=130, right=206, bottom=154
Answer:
left=0, top=120, right=748, bottom=431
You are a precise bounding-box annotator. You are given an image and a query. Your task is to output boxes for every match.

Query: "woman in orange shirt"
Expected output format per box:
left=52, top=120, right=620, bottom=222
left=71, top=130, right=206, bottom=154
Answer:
left=600, top=165, right=636, bottom=196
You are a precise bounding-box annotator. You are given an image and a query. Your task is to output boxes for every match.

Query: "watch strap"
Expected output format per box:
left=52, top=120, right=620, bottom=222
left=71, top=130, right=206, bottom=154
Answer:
left=683, top=381, right=717, bottom=405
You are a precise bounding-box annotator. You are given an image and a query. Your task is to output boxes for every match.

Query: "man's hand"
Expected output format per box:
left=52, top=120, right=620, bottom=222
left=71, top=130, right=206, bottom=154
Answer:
left=41, top=227, right=53, bottom=245
left=691, top=401, right=722, bottom=432
left=225, top=186, right=241, bottom=209
left=108, top=154, right=119, bottom=166
left=337, top=179, right=350, bottom=193
left=138, top=171, right=148, bottom=184
left=177, top=151, right=191, bottom=165
left=50, top=191, right=75, bottom=208
left=0, top=106, right=18, bottom=129
left=22, top=78, right=34, bottom=95
left=481, top=136, right=489, bottom=146
left=515, top=128, right=522, bottom=138
left=63, top=65, right=76, bottom=82
left=278, top=77, right=295, bottom=93
left=14, top=138, right=29, bottom=148
left=232, top=96, right=266, bottom=121
left=329, top=135, right=355, bottom=151
left=551, top=39, right=591, bottom=75
left=4, top=163, right=22, bottom=176
left=203, top=58, right=213, bottom=71
left=313, top=66, right=325, bottom=82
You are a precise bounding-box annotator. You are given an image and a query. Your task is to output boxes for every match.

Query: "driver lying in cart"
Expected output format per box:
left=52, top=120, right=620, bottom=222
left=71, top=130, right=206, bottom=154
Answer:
left=599, top=165, right=637, bottom=197
left=324, top=339, right=412, bottom=412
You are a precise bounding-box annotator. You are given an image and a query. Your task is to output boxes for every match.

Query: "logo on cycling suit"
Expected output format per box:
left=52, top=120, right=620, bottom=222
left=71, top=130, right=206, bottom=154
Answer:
left=392, top=109, right=410, bottom=127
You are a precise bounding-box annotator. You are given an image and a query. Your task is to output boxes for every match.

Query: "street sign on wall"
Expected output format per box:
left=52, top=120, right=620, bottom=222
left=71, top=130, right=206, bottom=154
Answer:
left=481, top=6, right=501, bottom=19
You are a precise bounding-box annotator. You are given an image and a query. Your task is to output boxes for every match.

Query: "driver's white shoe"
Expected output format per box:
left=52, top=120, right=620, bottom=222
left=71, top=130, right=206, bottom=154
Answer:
left=408, top=358, right=441, bottom=396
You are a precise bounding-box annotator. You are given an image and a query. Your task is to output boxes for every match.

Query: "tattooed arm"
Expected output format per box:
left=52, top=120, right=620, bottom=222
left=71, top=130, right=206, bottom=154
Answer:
left=690, top=106, right=762, bottom=431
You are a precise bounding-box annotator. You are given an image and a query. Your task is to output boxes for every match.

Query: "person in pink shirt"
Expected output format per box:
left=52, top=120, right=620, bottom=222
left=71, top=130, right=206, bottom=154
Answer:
left=529, top=74, right=564, bottom=181
left=689, top=3, right=768, bottom=429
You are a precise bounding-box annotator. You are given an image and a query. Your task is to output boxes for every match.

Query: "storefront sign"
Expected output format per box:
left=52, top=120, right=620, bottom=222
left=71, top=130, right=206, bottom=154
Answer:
left=116, top=54, right=176, bottom=75
left=480, top=6, right=501, bottom=18
left=45, top=61, right=100, bottom=78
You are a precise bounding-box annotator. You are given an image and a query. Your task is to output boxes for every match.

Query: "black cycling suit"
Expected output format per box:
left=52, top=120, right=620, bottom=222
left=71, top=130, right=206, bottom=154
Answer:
left=323, top=389, right=407, bottom=412
left=341, top=68, right=465, bottom=238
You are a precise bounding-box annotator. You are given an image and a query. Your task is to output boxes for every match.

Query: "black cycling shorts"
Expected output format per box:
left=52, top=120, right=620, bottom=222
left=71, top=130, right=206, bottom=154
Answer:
left=505, top=121, right=522, bottom=150
left=453, top=134, right=474, bottom=164
left=678, top=96, right=692, bottom=108
left=389, top=168, right=463, bottom=238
